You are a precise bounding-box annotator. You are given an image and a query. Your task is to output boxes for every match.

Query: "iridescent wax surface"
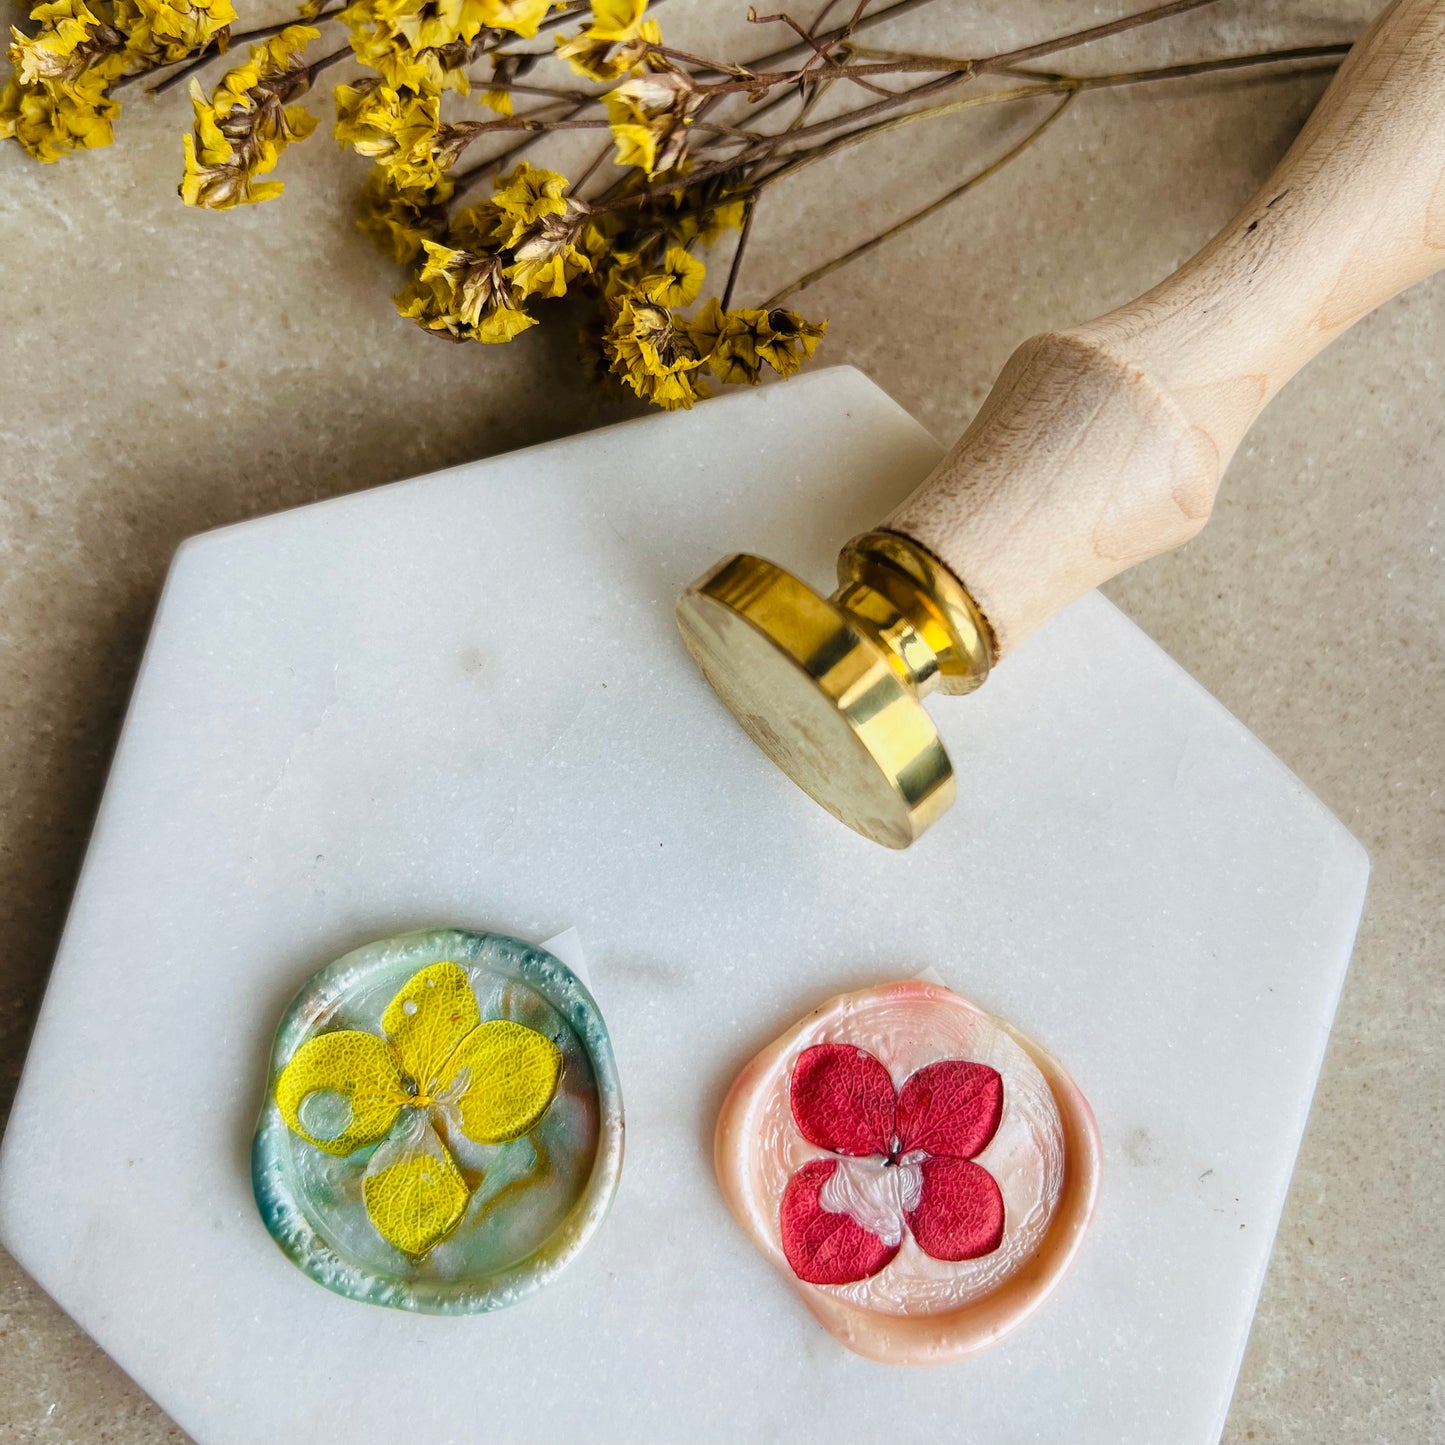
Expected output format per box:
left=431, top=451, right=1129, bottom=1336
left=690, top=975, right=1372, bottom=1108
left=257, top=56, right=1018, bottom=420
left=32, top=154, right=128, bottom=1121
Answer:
left=253, top=928, right=623, bottom=1313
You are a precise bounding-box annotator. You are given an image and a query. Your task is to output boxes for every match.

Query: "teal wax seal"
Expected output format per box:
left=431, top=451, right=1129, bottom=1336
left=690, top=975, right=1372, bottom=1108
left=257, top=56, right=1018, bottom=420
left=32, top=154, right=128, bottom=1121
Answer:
left=252, top=928, right=623, bottom=1314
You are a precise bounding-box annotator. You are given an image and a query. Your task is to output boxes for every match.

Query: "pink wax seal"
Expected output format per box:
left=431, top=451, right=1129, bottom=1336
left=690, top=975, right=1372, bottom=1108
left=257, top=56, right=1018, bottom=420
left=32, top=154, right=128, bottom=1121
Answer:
left=714, top=981, right=1100, bottom=1365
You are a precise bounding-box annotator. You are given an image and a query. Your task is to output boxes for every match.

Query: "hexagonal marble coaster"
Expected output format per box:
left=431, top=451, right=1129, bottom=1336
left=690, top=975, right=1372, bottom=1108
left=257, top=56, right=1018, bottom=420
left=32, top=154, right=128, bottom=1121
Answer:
left=0, top=367, right=1366, bottom=1445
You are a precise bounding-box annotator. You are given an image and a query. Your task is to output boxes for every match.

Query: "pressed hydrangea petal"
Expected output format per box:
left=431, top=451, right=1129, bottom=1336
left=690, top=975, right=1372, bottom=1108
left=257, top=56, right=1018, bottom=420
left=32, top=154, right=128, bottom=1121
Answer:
left=780, top=1159, right=899, bottom=1286
left=905, top=1156, right=1005, bottom=1262
left=381, top=961, right=481, bottom=1092
left=274, top=1030, right=408, bottom=1155
left=362, top=1113, right=471, bottom=1257
left=788, top=1043, right=896, bottom=1157
left=444, top=1019, right=563, bottom=1145
left=895, top=1059, right=1004, bottom=1160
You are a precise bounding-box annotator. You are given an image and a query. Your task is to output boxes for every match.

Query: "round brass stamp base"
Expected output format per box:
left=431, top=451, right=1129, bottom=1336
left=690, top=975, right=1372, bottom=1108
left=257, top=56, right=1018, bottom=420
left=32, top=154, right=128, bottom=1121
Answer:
left=676, top=551, right=961, bottom=848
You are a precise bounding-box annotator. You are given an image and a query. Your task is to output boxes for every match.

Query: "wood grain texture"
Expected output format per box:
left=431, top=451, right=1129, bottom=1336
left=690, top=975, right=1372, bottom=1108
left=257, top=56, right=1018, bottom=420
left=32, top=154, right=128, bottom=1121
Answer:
left=886, top=0, right=1445, bottom=656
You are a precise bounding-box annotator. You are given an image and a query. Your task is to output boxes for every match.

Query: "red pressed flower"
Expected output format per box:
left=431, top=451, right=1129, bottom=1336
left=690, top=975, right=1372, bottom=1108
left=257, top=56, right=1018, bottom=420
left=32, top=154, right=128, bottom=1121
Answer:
left=779, top=1043, right=1006, bottom=1286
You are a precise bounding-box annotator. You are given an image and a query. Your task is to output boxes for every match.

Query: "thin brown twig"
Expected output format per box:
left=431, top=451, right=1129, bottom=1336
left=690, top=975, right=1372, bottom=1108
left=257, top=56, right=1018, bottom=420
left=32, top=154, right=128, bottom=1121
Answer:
left=745, top=6, right=899, bottom=97
left=573, top=138, right=615, bottom=195
left=717, top=59, right=828, bottom=309
left=720, top=195, right=757, bottom=309
left=698, top=0, right=949, bottom=77
left=450, top=97, right=591, bottom=195
left=307, top=46, right=353, bottom=79
left=466, top=78, right=602, bottom=103
left=717, top=0, right=1227, bottom=150
left=761, top=91, right=1075, bottom=307
left=750, top=45, right=1344, bottom=190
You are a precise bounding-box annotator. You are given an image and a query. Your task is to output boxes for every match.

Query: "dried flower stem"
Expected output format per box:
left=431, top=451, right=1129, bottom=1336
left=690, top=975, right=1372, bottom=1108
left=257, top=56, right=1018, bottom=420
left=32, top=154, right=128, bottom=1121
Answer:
left=719, top=195, right=756, bottom=310
left=750, top=44, right=1347, bottom=190
left=762, top=91, right=1076, bottom=307
left=450, top=97, right=591, bottom=195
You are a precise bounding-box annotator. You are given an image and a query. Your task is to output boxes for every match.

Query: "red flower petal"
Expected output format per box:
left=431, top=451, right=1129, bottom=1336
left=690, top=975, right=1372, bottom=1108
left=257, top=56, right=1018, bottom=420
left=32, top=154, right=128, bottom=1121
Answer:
left=788, top=1043, right=896, bottom=1156
left=895, top=1059, right=1003, bottom=1159
left=905, top=1156, right=1005, bottom=1261
left=779, top=1159, right=900, bottom=1286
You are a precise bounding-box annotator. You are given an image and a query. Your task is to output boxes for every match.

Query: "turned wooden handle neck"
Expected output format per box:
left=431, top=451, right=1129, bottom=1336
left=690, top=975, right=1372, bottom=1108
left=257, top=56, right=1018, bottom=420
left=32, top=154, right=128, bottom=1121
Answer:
left=885, top=0, right=1445, bottom=657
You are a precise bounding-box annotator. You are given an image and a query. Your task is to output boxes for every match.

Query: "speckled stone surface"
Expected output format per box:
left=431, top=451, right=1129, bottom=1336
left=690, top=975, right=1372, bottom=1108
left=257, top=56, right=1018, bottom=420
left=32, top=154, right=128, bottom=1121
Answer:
left=0, top=1, right=1439, bottom=1441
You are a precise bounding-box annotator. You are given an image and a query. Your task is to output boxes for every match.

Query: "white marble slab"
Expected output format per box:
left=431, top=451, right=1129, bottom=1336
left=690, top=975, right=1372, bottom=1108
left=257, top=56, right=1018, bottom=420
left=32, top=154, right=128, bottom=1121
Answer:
left=0, top=367, right=1366, bottom=1445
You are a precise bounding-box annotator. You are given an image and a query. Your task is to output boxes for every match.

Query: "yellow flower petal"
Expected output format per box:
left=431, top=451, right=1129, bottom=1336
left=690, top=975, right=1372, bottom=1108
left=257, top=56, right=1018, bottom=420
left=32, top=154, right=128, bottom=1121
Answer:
left=588, top=0, right=646, bottom=40
left=476, top=0, right=553, bottom=39
left=362, top=1115, right=470, bottom=1255
left=274, top=1030, right=408, bottom=1155
left=381, top=961, right=481, bottom=1091
left=444, top=1019, right=562, bottom=1145
left=639, top=245, right=704, bottom=308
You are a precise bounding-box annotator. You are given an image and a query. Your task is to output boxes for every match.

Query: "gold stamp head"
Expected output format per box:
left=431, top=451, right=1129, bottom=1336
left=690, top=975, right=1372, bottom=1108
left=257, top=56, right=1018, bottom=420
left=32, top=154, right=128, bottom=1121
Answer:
left=675, top=534, right=992, bottom=848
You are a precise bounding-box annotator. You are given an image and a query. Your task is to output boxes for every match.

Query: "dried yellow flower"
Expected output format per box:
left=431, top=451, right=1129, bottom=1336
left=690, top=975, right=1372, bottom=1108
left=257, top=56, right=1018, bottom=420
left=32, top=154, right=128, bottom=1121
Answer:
left=477, top=0, right=556, bottom=40
left=604, top=68, right=699, bottom=176
left=691, top=298, right=827, bottom=383
left=555, top=0, right=658, bottom=82
left=397, top=239, right=536, bottom=342
left=491, top=161, right=570, bottom=244
left=0, top=56, right=122, bottom=160
left=448, top=196, right=507, bottom=248
left=505, top=198, right=594, bottom=298
left=8, top=0, right=116, bottom=84
left=334, top=78, right=467, bottom=190
left=638, top=244, right=703, bottom=308
left=754, top=306, right=827, bottom=377
left=180, top=24, right=319, bottom=209
left=604, top=294, right=709, bottom=409
left=689, top=296, right=761, bottom=384
left=346, top=24, right=480, bottom=95
left=356, top=166, right=453, bottom=262
left=2, top=0, right=131, bottom=162
left=116, top=0, right=235, bottom=67
left=340, top=0, right=475, bottom=56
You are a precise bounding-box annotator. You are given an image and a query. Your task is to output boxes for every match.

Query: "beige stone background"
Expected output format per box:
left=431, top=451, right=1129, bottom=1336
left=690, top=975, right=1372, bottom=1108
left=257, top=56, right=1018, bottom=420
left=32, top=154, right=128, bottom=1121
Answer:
left=1, top=0, right=1441, bottom=1439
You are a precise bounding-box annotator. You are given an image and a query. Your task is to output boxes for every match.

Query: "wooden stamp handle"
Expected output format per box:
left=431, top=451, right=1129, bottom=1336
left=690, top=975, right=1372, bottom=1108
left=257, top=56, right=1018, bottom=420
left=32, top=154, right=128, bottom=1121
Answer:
left=884, top=0, right=1445, bottom=658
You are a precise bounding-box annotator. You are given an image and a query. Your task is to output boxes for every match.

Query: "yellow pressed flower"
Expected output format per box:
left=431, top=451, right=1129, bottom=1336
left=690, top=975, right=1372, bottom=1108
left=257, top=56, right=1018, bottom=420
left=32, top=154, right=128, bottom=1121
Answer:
left=274, top=960, right=562, bottom=1257
left=505, top=198, right=594, bottom=298
left=491, top=161, right=568, bottom=245
left=477, top=0, right=556, bottom=40
left=179, top=24, right=319, bottom=208
left=604, top=68, right=697, bottom=176
left=397, top=239, right=537, bottom=343
left=356, top=166, right=453, bottom=263
left=638, top=244, right=703, bottom=308
left=115, top=0, right=235, bottom=66
left=604, top=293, right=709, bottom=409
